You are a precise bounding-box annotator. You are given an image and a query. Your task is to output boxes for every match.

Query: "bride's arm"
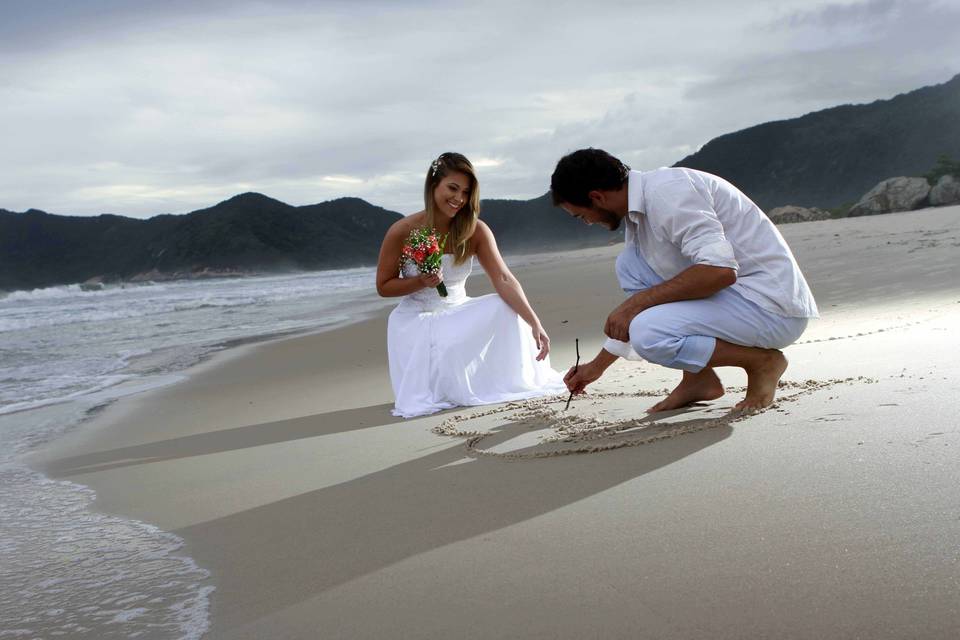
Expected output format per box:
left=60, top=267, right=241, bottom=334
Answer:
left=376, top=220, right=442, bottom=297
left=473, top=221, right=550, bottom=360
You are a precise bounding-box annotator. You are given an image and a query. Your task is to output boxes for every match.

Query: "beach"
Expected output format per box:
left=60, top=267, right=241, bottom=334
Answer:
left=29, top=206, right=960, bottom=639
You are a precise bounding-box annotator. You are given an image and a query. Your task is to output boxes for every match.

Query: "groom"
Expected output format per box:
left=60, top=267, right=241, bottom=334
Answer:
left=551, top=148, right=818, bottom=411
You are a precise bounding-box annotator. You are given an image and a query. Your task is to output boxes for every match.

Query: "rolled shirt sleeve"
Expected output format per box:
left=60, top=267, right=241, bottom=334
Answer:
left=650, top=183, right=739, bottom=272
left=603, top=337, right=644, bottom=361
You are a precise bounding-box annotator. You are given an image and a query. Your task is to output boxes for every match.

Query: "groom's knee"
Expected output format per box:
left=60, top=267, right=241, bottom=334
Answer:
left=628, top=311, right=682, bottom=367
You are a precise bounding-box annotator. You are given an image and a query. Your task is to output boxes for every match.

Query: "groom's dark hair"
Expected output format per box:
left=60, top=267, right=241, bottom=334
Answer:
left=550, top=148, right=630, bottom=207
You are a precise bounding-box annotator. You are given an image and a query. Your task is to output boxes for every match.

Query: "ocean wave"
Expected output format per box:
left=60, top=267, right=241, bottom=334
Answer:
left=0, top=272, right=376, bottom=333
left=0, top=374, right=134, bottom=416
left=0, top=466, right=213, bottom=639
left=1, top=283, right=87, bottom=301
left=0, top=297, right=261, bottom=332
left=0, top=267, right=375, bottom=302
left=0, top=282, right=173, bottom=302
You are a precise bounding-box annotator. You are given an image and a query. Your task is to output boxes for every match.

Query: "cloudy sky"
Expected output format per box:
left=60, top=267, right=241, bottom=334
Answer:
left=2, top=0, right=958, bottom=218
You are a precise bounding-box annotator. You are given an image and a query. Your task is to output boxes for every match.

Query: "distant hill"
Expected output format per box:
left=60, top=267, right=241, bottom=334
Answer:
left=674, top=74, right=960, bottom=209
left=480, top=193, right=620, bottom=253
left=0, top=193, right=618, bottom=291
left=0, top=194, right=404, bottom=291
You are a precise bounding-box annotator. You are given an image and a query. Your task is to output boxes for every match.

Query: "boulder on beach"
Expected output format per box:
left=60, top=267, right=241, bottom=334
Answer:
left=929, top=174, right=960, bottom=206
left=79, top=276, right=105, bottom=291
left=767, top=205, right=831, bottom=224
left=847, top=177, right=930, bottom=217
left=128, top=269, right=167, bottom=283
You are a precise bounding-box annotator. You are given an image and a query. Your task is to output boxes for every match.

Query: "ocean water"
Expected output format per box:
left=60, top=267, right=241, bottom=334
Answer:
left=0, top=267, right=388, bottom=639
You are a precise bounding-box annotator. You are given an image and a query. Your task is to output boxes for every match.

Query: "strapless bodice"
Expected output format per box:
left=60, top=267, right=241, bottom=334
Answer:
left=399, top=254, right=472, bottom=311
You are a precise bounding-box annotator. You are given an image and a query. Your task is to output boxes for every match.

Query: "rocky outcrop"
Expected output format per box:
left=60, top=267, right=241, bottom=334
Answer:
left=767, top=205, right=831, bottom=224
left=847, top=177, right=931, bottom=217
left=79, top=276, right=106, bottom=291
left=929, top=175, right=960, bottom=206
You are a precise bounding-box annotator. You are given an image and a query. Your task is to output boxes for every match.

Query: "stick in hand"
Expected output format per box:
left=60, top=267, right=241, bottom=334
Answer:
left=564, top=338, right=580, bottom=411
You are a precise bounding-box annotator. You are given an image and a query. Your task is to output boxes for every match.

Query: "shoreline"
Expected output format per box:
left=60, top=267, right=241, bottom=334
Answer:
left=0, top=242, right=620, bottom=296
left=27, top=240, right=628, bottom=471
left=24, top=207, right=960, bottom=639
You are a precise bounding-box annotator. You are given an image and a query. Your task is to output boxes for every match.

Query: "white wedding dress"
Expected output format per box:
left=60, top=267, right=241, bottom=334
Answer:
left=388, top=254, right=567, bottom=418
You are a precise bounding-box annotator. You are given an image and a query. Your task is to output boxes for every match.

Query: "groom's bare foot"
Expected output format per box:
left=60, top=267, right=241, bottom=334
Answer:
left=735, top=350, right=788, bottom=411
left=648, top=368, right=725, bottom=413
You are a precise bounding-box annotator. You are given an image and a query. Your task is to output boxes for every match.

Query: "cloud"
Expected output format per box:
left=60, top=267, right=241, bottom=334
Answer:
left=684, top=0, right=959, bottom=112
left=0, top=0, right=955, bottom=217
left=772, top=0, right=900, bottom=28
left=321, top=175, right=364, bottom=185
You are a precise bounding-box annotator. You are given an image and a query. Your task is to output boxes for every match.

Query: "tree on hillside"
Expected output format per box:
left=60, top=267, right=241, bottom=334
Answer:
left=925, top=154, right=960, bottom=185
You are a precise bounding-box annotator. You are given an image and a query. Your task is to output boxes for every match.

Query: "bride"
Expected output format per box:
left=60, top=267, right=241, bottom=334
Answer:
left=376, top=152, right=566, bottom=418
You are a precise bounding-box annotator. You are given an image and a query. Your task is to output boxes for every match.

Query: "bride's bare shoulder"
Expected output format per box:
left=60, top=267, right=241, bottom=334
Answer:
left=472, top=219, right=496, bottom=244
left=387, top=211, right=425, bottom=237
left=405, top=210, right=426, bottom=225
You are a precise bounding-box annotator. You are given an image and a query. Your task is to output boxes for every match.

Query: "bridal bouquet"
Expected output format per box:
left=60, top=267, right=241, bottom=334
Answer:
left=401, top=227, right=448, bottom=297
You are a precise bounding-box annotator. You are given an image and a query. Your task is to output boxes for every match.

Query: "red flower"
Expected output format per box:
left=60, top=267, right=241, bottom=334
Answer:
left=413, top=249, right=425, bottom=262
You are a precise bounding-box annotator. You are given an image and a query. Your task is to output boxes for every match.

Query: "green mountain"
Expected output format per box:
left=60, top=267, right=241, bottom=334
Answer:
left=674, top=74, right=960, bottom=209
left=480, top=193, right=620, bottom=253
left=0, top=192, right=617, bottom=292
left=0, top=194, right=404, bottom=291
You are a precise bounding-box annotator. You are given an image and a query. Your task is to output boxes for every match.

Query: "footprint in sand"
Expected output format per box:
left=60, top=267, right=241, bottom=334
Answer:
left=813, top=414, right=847, bottom=423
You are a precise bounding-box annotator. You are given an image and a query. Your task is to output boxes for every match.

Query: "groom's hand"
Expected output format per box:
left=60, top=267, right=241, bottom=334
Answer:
left=604, top=299, right=641, bottom=342
left=564, top=360, right=604, bottom=395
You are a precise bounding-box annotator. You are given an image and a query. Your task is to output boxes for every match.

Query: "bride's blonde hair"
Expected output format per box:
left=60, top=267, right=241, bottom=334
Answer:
left=423, top=152, right=480, bottom=265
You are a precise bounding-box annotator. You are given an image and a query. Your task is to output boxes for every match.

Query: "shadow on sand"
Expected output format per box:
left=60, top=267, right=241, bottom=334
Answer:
left=45, top=402, right=408, bottom=475
left=69, top=403, right=738, bottom=632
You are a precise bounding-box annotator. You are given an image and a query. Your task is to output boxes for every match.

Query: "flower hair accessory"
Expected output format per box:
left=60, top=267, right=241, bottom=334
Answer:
left=430, top=154, right=446, bottom=177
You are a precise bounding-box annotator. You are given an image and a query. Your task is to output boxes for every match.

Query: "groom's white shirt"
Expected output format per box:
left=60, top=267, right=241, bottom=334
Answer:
left=602, top=167, right=818, bottom=360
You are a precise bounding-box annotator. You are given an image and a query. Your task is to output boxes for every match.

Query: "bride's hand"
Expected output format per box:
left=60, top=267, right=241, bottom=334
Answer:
left=532, top=325, right=550, bottom=361
left=418, top=270, right=442, bottom=289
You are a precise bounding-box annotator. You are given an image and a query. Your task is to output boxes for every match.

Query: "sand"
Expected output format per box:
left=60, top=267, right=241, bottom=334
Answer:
left=31, top=205, right=960, bottom=639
